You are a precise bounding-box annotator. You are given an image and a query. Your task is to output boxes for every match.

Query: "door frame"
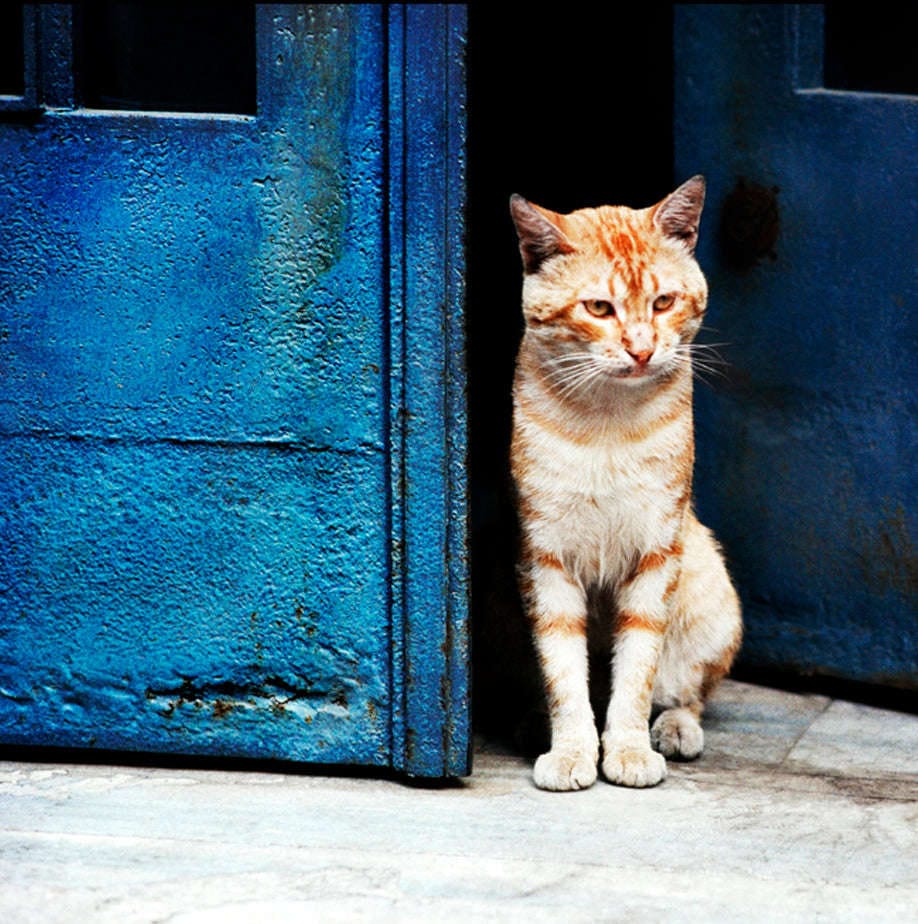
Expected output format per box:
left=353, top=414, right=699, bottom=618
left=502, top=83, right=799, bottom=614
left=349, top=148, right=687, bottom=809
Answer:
left=387, top=4, right=470, bottom=777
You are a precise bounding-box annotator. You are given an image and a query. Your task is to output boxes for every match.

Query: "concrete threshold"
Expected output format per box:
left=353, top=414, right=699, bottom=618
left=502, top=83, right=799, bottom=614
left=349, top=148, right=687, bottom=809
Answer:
left=1, top=680, right=916, bottom=923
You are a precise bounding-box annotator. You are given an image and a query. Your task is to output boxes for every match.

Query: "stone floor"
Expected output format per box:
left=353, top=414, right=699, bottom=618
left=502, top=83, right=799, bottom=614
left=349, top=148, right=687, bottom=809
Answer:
left=1, top=680, right=916, bottom=923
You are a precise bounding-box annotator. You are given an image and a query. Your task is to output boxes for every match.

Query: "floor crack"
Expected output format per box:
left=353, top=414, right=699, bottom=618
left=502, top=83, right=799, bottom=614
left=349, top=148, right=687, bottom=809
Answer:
left=777, top=695, right=834, bottom=769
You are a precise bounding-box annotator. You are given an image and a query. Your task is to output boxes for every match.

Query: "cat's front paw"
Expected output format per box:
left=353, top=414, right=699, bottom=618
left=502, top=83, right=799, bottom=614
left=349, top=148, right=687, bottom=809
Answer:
left=601, top=742, right=666, bottom=788
left=533, top=749, right=598, bottom=791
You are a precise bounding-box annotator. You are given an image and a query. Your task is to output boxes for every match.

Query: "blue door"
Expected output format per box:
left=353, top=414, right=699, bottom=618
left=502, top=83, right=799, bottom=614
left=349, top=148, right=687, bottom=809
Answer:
left=675, top=5, right=916, bottom=691
left=0, top=5, right=469, bottom=775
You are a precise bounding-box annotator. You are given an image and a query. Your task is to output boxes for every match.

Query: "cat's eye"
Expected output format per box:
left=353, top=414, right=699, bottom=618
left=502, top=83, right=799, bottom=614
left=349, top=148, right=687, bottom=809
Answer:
left=584, top=299, right=615, bottom=318
left=653, top=293, right=676, bottom=312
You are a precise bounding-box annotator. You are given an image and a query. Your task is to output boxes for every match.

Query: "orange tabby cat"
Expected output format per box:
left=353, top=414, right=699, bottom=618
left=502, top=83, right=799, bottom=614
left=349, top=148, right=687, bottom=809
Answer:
left=510, top=177, right=742, bottom=790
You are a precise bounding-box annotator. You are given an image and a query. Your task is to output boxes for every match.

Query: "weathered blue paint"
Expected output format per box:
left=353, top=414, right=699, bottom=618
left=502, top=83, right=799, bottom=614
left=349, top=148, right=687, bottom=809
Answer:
left=675, top=4, right=917, bottom=689
left=0, top=5, right=469, bottom=774
left=387, top=4, right=470, bottom=776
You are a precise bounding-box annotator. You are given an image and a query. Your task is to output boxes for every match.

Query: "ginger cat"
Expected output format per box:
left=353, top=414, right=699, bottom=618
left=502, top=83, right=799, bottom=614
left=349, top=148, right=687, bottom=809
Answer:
left=510, top=176, right=742, bottom=790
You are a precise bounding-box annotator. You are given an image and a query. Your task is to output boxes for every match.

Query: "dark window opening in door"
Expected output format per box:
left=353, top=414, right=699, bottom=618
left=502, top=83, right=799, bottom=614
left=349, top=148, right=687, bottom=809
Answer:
left=824, top=2, right=918, bottom=96
left=0, top=5, right=24, bottom=96
left=78, top=1, right=256, bottom=114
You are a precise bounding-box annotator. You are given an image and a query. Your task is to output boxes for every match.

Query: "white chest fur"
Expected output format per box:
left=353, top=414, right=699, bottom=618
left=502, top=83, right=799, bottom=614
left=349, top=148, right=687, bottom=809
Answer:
left=515, top=389, right=691, bottom=588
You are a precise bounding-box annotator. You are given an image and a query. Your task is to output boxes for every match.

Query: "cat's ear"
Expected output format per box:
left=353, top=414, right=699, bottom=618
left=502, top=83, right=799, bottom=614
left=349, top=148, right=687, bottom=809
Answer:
left=653, top=175, right=705, bottom=252
left=510, top=194, right=575, bottom=274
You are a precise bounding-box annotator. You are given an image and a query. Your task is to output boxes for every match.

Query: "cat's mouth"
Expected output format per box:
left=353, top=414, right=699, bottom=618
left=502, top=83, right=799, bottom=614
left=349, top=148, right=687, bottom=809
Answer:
left=618, top=364, right=652, bottom=378
left=543, top=350, right=672, bottom=397
left=606, top=361, right=661, bottom=383
left=607, top=351, right=684, bottom=384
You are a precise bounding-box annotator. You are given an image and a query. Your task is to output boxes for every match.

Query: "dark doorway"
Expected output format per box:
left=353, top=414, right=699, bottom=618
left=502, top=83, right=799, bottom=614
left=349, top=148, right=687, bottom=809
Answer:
left=465, top=5, right=676, bottom=741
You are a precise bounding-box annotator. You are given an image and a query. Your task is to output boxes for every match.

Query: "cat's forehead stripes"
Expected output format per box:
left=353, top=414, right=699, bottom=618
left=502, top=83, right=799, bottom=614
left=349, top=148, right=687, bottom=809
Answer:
left=592, top=207, right=651, bottom=254
left=592, top=208, right=658, bottom=293
left=581, top=270, right=668, bottom=309
left=608, top=275, right=630, bottom=302
left=598, top=224, right=647, bottom=263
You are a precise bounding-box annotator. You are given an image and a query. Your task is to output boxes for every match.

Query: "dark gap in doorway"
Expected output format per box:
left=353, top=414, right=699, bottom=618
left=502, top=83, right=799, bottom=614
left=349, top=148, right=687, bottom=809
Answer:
left=465, top=6, right=676, bottom=743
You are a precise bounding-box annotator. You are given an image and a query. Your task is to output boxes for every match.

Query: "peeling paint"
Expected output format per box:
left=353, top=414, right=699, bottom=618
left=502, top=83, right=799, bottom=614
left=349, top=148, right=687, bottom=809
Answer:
left=856, top=504, right=918, bottom=601
left=145, top=675, right=354, bottom=725
left=719, top=177, right=780, bottom=269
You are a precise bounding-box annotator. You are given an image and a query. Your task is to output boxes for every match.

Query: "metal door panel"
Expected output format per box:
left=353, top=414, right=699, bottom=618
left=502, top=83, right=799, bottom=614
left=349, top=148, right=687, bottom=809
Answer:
left=0, top=4, right=470, bottom=774
left=675, top=4, right=916, bottom=689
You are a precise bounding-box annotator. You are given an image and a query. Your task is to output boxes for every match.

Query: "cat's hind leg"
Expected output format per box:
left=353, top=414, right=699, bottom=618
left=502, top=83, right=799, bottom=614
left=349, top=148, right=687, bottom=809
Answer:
left=651, top=518, right=741, bottom=761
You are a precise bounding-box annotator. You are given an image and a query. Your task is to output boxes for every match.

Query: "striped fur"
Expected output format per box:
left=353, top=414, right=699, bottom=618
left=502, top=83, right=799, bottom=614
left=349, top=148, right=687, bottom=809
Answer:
left=510, top=177, right=742, bottom=790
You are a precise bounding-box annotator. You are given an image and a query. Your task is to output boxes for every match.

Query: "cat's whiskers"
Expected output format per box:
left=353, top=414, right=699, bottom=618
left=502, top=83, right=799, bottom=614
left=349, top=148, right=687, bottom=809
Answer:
left=555, top=362, right=609, bottom=402
left=542, top=357, right=594, bottom=386
left=543, top=353, right=601, bottom=374
left=672, top=341, right=729, bottom=386
left=543, top=353, right=611, bottom=401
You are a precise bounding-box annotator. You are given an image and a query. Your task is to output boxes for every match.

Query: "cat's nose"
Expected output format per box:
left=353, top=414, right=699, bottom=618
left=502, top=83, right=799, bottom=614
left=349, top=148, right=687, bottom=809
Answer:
left=626, top=347, right=654, bottom=365
left=623, top=322, right=654, bottom=364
